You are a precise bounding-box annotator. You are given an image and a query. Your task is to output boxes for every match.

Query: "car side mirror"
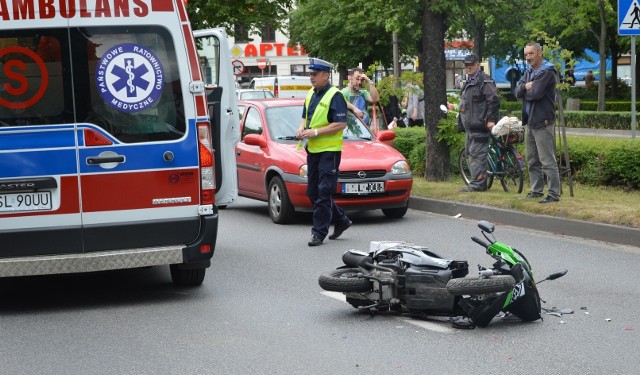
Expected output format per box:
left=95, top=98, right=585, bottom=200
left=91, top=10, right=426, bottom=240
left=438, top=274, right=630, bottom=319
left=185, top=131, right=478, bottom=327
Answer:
left=377, top=130, right=396, bottom=142
left=243, top=134, right=267, bottom=147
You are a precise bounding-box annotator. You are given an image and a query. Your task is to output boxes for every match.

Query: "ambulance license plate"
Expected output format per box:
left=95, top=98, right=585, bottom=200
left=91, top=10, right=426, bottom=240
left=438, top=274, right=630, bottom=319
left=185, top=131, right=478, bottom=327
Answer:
left=0, top=191, right=52, bottom=212
left=342, top=182, right=384, bottom=195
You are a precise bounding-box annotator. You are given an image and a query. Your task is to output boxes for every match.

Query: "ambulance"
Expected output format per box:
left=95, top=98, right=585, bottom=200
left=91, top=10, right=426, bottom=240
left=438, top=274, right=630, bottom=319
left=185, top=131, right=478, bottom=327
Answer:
left=0, top=1, right=239, bottom=286
left=249, top=76, right=312, bottom=98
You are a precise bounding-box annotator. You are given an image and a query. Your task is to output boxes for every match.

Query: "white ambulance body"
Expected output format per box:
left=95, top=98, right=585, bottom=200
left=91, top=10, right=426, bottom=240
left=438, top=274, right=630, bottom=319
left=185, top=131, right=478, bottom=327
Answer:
left=0, top=1, right=239, bottom=286
left=249, top=76, right=312, bottom=98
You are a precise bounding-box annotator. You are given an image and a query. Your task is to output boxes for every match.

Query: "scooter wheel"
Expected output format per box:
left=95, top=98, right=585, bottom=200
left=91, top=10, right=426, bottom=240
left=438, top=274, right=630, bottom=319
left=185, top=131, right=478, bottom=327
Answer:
left=446, top=275, right=516, bottom=295
left=318, top=268, right=373, bottom=293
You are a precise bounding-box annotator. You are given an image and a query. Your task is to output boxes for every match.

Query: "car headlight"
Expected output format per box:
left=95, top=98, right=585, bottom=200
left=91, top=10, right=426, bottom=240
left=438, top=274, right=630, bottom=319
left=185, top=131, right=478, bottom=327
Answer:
left=299, top=164, right=308, bottom=179
left=391, top=160, right=410, bottom=175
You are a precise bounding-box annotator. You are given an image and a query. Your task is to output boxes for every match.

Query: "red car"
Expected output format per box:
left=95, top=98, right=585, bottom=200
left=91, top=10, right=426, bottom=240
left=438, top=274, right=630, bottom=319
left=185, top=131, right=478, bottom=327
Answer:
left=236, top=98, right=413, bottom=224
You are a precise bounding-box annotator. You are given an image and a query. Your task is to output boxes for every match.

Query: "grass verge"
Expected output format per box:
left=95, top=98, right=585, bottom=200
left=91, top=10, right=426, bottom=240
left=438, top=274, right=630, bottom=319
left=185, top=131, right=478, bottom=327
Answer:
left=411, top=178, right=640, bottom=229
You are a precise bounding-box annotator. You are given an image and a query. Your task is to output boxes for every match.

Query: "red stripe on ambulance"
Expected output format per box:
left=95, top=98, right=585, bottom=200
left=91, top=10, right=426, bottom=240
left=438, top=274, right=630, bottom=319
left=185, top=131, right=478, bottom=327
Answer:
left=80, top=169, right=199, bottom=212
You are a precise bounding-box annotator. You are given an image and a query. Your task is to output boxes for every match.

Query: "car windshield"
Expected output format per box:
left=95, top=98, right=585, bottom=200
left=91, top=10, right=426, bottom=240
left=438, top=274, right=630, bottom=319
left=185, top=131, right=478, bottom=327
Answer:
left=265, top=105, right=373, bottom=142
left=239, top=90, right=275, bottom=99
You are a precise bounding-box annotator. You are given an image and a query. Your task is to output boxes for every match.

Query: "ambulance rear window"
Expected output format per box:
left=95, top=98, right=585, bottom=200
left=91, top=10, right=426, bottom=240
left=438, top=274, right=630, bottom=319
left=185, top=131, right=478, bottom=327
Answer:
left=0, top=27, right=185, bottom=143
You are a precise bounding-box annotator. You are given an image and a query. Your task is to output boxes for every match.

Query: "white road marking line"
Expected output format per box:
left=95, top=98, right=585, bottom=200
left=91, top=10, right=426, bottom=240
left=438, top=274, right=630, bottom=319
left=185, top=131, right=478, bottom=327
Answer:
left=396, top=316, right=453, bottom=334
left=320, top=291, right=453, bottom=333
left=321, top=291, right=346, bottom=301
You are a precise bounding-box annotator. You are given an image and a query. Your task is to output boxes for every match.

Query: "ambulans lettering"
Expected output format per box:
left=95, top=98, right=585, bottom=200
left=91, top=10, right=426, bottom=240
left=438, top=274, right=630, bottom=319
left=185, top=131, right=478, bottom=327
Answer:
left=0, top=0, right=149, bottom=20
left=96, top=43, right=164, bottom=113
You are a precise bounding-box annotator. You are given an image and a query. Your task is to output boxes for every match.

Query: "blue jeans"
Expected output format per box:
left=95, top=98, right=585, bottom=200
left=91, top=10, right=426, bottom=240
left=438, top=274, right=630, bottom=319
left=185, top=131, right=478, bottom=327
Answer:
left=526, top=126, right=561, bottom=199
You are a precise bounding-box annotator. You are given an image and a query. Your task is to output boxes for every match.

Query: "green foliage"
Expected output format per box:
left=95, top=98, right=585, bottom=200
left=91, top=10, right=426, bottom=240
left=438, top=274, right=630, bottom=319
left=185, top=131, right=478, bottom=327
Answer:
left=563, top=137, right=640, bottom=188
left=562, top=111, right=632, bottom=129
left=409, top=141, right=426, bottom=177
left=392, top=127, right=427, bottom=176
left=501, top=101, right=523, bottom=112
left=579, top=102, right=640, bottom=111
left=602, top=144, right=640, bottom=188
left=186, top=0, right=293, bottom=36
left=289, top=0, right=420, bottom=71
left=392, top=127, right=640, bottom=189
left=436, top=111, right=465, bottom=150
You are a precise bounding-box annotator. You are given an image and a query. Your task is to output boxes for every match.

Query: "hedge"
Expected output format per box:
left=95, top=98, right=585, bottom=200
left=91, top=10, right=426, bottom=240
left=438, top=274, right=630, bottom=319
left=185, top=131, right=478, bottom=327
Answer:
left=393, top=128, right=640, bottom=189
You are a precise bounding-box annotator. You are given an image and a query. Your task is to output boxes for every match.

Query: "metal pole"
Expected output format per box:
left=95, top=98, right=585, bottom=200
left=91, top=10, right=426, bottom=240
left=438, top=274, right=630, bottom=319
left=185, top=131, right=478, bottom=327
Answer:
left=632, top=36, right=637, bottom=140
left=393, top=31, right=400, bottom=79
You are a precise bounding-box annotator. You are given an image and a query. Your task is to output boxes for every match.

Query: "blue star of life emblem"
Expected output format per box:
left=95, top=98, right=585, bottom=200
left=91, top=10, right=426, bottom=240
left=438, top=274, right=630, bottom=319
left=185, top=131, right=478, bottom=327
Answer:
left=96, top=43, right=164, bottom=113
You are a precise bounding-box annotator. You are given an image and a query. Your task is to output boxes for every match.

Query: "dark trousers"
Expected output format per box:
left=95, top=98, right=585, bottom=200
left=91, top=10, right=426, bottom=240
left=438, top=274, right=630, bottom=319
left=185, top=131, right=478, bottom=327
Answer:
left=306, top=151, right=348, bottom=239
left=408, top=118, right=424, bottom=127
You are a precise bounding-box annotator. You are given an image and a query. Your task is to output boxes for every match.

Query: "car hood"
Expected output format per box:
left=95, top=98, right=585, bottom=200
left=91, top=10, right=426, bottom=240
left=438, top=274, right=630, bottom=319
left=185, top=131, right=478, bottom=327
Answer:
left=277, top=140, right=405, bottom=171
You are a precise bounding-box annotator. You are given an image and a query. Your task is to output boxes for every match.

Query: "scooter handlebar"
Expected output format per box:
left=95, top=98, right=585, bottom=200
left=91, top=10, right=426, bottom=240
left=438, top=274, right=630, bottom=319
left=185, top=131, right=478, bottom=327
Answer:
left=471, top=236, right=490, bottom=248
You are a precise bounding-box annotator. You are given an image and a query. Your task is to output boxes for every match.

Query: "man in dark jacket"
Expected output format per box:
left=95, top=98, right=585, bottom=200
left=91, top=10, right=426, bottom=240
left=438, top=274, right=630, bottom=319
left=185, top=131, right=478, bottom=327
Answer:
left=515, top=42, right=561, bottom=203
left=457, top=54, right=500, bottom=192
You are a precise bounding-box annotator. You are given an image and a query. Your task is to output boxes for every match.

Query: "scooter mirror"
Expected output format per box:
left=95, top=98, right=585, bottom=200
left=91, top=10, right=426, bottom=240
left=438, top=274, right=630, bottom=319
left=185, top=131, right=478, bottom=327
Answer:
left=547, top=269, right=568, bottom=281
left=477, top=220, right=495, bottom=233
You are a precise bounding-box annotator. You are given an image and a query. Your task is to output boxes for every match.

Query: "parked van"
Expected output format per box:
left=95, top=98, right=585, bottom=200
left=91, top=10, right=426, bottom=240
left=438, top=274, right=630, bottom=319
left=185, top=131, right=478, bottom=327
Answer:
left=0, top=2, right=238, bottom=286
left=250, top=76, right=312, bottom=98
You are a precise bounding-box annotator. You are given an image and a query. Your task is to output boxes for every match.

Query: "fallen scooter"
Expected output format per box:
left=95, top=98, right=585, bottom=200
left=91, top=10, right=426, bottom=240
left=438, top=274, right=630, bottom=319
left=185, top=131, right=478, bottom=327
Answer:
left=318, top=220, right=567, bottom=328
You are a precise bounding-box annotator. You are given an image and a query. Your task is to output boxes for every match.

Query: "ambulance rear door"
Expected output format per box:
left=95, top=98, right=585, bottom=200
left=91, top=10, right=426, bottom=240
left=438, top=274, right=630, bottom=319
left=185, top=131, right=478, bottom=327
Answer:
left=193, top=28, right=240, bottom=207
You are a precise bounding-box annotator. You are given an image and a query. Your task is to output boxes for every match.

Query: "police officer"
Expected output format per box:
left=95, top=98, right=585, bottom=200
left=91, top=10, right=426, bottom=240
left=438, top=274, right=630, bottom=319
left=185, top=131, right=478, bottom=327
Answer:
left=296, top=58, right=352, bottom=247
left=458, top=54, right=500, bottom=192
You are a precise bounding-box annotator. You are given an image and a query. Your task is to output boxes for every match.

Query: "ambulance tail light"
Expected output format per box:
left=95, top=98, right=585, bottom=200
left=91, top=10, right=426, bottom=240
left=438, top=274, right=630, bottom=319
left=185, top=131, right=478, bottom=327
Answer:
left=197, top=122, right=215, bottom=205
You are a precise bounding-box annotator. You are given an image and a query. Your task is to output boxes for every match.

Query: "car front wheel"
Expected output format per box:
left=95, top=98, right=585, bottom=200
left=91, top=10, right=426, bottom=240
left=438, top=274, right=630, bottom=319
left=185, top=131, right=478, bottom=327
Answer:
left=268, top=176, right=295, bottom=224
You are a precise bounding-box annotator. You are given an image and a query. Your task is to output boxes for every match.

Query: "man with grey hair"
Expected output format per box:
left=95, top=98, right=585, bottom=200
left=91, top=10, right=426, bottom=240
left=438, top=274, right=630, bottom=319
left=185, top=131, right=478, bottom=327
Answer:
left=515, top=42, right=561, bottom=203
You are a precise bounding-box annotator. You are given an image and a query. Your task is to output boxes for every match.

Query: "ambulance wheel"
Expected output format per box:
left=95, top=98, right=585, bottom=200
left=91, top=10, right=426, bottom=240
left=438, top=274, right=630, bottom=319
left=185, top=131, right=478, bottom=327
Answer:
left=170, top=265, right=206, bottom=286
left=268, top=177, right=295, bottom=224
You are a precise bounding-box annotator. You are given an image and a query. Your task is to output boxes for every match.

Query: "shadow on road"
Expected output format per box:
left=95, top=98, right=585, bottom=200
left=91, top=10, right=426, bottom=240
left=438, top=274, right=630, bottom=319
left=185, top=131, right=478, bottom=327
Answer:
left=0, top=266, right=200, bottom=314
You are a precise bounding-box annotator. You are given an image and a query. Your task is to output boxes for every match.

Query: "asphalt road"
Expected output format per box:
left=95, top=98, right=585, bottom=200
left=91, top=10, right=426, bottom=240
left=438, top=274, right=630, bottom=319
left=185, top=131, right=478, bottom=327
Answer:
left=1, top=198, right=639, bottom=374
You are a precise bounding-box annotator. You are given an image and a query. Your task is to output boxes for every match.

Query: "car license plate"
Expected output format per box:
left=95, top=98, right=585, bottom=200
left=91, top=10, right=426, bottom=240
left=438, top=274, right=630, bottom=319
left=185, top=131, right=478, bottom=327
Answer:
left=342, top=182, right=385, bottom=195
left=0, top=191, right=52, bottom=212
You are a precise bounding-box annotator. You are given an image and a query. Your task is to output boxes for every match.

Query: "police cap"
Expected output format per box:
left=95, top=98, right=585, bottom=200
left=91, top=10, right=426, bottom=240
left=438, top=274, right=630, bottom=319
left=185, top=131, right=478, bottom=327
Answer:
left=308, top=57, right=334, bottom=72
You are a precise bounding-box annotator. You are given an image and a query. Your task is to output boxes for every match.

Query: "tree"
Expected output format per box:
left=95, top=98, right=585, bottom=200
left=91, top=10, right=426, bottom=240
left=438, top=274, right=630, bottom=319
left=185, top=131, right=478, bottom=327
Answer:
left=422, top=0, right=451, bottom=181
left=186, top=0, right=294, bottom=36
left=528, top=0, right=617, bottom=110
left=289, top=0, right=419, bottom=82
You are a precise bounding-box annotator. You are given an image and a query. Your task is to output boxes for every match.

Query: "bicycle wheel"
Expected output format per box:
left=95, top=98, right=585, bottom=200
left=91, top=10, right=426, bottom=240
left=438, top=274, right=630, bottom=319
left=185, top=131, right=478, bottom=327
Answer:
left=499, top=147, right=525, bottom=193
left=458, top=148, right=472, bottom=186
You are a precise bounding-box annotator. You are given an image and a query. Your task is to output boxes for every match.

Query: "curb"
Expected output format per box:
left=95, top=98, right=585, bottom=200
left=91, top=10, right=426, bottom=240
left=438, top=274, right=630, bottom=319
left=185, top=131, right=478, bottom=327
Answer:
left=409, top=196, right=640, bottom=248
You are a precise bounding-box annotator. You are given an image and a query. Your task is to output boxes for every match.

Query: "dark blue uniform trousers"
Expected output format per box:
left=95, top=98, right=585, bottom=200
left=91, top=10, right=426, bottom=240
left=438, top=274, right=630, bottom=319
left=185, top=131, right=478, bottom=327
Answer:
left=306, top=150, right=349, bottom=239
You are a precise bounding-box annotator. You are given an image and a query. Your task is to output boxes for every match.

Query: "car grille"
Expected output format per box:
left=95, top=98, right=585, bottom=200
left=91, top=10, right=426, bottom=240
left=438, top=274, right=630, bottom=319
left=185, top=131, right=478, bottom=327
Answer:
left=339, top=170, right=386, bottom=179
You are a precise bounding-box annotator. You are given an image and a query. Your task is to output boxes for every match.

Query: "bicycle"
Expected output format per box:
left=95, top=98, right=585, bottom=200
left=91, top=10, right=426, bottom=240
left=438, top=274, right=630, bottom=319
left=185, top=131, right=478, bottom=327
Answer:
left=459, top=131, right=525, bottom=193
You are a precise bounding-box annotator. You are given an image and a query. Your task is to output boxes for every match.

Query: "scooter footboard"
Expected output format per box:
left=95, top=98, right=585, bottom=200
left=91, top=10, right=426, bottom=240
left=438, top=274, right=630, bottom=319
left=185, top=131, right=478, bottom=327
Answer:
left=404, top=262, right=468, bottom=312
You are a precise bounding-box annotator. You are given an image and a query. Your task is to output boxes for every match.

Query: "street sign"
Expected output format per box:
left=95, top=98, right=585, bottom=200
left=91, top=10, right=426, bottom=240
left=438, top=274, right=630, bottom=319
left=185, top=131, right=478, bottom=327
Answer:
left=257, top=58, right=268, bottom=70
left=232, top=60, right=244, bottom=76
left=619, top=0, right=640, bottom=35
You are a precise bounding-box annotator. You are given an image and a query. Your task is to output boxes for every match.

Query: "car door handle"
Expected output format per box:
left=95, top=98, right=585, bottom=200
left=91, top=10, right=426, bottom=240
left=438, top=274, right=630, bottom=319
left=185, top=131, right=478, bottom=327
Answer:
left=86, top=155, right=125, bottom=165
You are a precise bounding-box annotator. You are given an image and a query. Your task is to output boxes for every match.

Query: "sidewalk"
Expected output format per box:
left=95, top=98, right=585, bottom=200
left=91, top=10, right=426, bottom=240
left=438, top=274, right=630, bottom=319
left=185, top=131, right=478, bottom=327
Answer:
left=409, top=196, right=640, bottom=248
left=564, top=127, right=638, bottom=138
